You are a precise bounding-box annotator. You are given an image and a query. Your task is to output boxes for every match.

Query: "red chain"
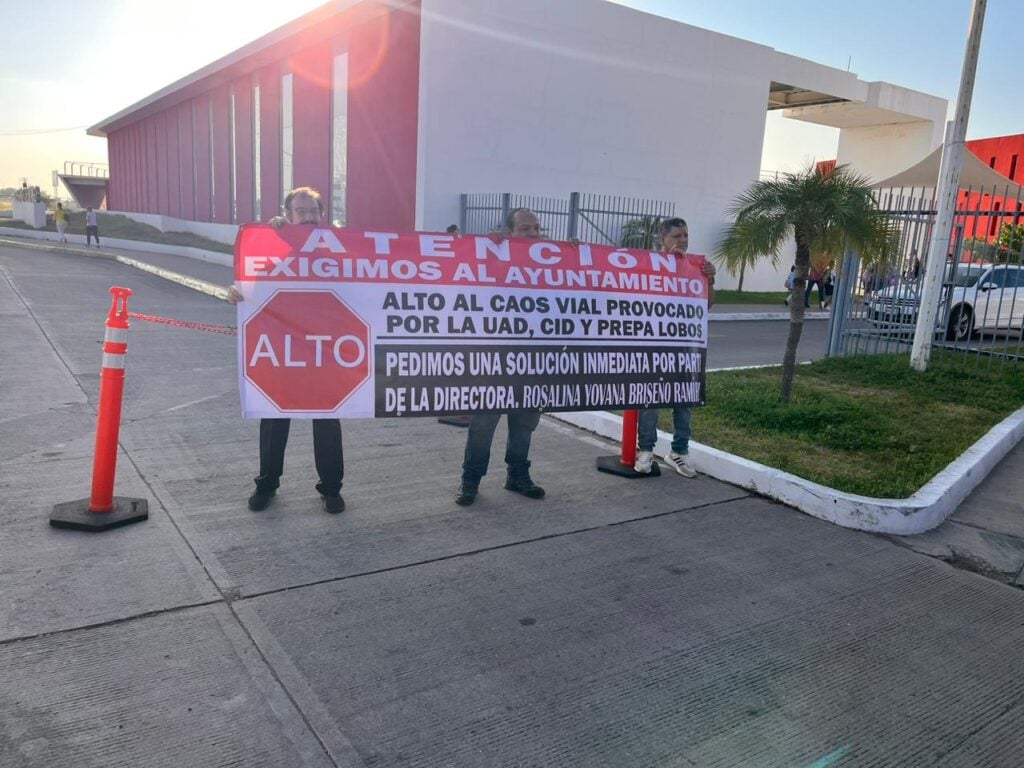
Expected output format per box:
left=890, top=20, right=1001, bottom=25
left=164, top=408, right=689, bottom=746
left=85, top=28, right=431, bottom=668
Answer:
left=127, top=312, right=238, bottom=336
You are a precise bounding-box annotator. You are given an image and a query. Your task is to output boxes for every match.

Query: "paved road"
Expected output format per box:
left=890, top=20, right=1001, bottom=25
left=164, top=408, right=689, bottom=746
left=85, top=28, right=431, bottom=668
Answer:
left=708, top=319, right=828, bottom=369
left=3, top=242, right=1024, bottom=767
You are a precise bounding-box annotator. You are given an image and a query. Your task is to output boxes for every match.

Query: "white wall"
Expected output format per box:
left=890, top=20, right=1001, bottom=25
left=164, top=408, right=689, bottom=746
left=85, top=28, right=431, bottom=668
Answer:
left=13, top=201, right=47, bottom=228
left=837, top=122, right=939, bottom=184
left=415, top=0, right=946, bottom=293
left=416, top=0, right=774, bottom=261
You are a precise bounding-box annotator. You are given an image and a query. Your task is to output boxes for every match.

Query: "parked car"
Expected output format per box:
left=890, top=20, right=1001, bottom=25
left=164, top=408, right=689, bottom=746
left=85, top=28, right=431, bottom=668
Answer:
left=868, top=263, right=1024, bottom=341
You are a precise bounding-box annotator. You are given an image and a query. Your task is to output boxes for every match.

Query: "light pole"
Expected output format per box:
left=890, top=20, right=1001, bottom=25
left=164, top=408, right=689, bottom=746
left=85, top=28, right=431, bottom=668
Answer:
left=910, top=0, right=987, bottom=372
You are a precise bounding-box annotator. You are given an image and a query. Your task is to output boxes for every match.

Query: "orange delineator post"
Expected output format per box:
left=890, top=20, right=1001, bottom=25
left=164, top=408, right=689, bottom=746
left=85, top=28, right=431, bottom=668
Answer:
left=50, top=286, right=149, bottom=531
left=594, top=409, right=660, bottom=478
left=619, top=410, right=639, bottom=468
left=88, top=287, right=132, bottom=512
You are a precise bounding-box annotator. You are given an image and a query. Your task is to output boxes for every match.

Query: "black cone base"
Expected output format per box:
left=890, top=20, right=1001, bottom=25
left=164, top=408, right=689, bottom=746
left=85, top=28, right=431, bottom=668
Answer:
left=50, top=497, right=149, bottom=532
left=595, top=455, right=662, bottom=478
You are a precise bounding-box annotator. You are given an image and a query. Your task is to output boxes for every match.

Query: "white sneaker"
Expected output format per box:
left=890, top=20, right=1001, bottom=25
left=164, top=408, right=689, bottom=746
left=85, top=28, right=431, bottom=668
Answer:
left=665, top=451, right=697, bottom=478
left=634, top=450, right=654, bottom=474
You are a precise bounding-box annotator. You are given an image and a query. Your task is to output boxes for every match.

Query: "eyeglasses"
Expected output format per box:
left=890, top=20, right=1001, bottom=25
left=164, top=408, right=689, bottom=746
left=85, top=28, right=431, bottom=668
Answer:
left=290, top=207, right=321, bottom=217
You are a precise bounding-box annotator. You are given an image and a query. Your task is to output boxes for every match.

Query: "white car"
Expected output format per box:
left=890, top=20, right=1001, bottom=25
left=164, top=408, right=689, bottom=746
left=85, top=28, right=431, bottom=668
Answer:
left=868, top=263, right=1024, bottom=341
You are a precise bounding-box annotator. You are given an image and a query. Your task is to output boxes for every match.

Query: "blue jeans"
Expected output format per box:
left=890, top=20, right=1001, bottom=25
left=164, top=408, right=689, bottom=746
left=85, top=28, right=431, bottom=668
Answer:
left=637, top=406, right=692, bottom=454
left=462, top=412, right=542, bottom=484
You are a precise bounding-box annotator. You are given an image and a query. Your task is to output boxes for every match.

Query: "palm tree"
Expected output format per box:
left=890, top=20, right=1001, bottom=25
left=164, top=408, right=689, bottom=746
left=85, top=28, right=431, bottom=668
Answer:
left=620, top=215, right=664, bottom=250
left=716, top=163, right=893, bottom=402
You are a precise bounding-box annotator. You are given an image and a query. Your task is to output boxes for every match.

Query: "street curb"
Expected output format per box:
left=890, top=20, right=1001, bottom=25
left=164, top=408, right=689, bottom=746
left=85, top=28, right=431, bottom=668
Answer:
left=550, top=406, right=1024, bottom=536
left=0, top=235, right=231, bottom=301
left=710, top=311, right=830, bottom=321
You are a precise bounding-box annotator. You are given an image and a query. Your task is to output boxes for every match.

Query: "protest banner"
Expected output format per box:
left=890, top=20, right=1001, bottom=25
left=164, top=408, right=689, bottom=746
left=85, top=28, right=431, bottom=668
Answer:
left=234, top=225, right=709, bottom=418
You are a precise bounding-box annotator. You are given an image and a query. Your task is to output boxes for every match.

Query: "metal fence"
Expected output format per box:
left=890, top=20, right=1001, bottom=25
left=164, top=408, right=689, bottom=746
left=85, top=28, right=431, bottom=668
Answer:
left=460, top=192, right=676, bottom=247
left=826, top=185, right=1024, bottom=373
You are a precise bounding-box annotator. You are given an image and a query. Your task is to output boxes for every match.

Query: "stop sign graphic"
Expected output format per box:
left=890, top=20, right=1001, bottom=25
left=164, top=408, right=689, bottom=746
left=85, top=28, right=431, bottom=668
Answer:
left=244, top=290, right=371, bottom=412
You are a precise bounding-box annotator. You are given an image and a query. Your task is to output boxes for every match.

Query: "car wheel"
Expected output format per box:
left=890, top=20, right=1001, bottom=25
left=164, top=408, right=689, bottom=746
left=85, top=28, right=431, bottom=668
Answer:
left=947, top=306, right=974, bottom=341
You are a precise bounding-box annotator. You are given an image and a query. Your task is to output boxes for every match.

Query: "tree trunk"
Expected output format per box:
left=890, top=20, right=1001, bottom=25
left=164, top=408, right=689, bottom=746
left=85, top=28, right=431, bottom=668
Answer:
left=738, top=262, right=745, bottom=292
left=780, top=235, right=812, bottom=403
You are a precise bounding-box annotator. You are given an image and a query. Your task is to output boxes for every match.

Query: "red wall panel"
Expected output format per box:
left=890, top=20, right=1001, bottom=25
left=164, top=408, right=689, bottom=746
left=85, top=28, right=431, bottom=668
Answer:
left=211, top=85, right=232, bottom=223
left=259, top=66, right=282, bottom=220
left=233, top=76, right=255, bottom=223
left=102, top=1, right=421, bottom=227
left=166, top=108, right=181, bottom=218
left=178, top=102, right=195, bottom=220
left=193, top=94, right=212, bottom=222
left=289, top=44, right=333, bottom=209
left=347, top=5, right=420, bottom=231
left=106, top=131, right=121, bottom=210
left=155, top=112, right=170, bottom=215
left=959, top=134, right=1024, bottom=242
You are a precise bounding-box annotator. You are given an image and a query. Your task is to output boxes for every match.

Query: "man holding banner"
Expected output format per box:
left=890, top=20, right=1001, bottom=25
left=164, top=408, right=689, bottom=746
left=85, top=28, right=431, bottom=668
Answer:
left=455, top=208, right=547, bottom=506
left=229, top=187, right=346, bottom=515
left=634, top=217, right=714, bottom=477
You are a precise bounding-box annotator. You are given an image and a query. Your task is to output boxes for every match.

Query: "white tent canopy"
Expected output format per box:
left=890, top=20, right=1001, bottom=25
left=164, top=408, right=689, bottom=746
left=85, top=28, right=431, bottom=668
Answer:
left=872, top=146, right=1024, bottom=196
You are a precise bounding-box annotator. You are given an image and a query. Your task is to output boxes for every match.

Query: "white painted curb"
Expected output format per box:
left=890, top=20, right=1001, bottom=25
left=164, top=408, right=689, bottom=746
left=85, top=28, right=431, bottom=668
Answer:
left=0, top=234, right=230, bottom=301
left=0, top=226, right=232, bottom=267
left=552, top=406, right=1024, bottom=536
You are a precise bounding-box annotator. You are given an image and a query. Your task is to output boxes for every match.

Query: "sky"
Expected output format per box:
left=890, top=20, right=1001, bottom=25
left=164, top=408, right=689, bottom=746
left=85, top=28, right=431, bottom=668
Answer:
left=2, top=0, right=1020, bottom=193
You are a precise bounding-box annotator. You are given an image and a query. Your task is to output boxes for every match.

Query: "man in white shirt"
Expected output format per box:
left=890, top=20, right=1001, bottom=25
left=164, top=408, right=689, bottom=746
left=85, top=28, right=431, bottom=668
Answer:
left=85, top=207, right=100, bottom=247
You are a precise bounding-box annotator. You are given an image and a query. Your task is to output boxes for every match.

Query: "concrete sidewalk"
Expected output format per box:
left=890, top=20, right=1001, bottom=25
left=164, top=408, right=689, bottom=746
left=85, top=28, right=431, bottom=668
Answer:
left=3, top=240, right=1024, bottom=766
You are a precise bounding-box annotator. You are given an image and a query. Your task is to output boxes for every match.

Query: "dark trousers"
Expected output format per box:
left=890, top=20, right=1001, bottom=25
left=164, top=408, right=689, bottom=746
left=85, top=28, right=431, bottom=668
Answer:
left=255, top=418, right=343, bottom=496
left=461, top=411, right=541, bottom=484
left=805, top=279, right=824, bottom=307
left=86, top=225, right=99, bottom=245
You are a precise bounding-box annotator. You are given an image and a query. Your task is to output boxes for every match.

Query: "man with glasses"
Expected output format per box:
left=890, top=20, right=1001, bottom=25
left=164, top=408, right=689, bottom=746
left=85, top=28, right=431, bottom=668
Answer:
left=228, top=186, right=346, bottom=514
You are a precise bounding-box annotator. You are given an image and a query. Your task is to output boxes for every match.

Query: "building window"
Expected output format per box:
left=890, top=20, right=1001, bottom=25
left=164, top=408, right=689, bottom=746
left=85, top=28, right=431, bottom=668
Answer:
left=229, top=85, right=237, bottom=224
left=991, top=202, right=1001, bottom=237
left=253, top=77, right=261, bottom=220
left=331, top=53, right=349, bottom=227
left=281, top=72, right=293, bottom=204
left=989, top=156, right=997, bottom=169
left=208, top=99, right=216, bottom=220
left=1011, top=154, right=1018, bottom=180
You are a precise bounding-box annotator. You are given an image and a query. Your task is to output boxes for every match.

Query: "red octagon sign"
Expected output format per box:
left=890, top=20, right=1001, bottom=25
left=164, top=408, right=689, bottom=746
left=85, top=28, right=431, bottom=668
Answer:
left=244, top=290, right=371, bottom=412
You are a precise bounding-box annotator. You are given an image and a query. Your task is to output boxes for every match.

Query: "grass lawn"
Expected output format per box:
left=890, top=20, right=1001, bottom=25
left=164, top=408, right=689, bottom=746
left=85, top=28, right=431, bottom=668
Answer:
left=667, top=352, right=1024, bottom=498
left=713, top=289, right=790, bottom=304
left=0, top=212, right=233, bottom=254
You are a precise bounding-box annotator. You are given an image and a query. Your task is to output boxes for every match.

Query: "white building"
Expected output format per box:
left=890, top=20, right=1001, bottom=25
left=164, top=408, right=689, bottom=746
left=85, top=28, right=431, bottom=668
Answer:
left=91, top=0, right=948, bottom=290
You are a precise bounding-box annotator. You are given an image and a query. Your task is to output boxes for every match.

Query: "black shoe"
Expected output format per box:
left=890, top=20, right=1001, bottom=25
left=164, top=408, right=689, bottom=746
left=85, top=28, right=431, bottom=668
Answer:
left=455, top=482, right=479, bottom=506
left=248, top=489, right=276, bottom=511
left=322, top=494, right=345, bottom=514
left=504, top=476, right=545, bottom=499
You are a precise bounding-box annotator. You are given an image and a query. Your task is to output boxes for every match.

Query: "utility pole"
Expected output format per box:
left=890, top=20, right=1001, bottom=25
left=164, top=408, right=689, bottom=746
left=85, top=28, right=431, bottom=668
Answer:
left=910, top=0, right=987, bottom=372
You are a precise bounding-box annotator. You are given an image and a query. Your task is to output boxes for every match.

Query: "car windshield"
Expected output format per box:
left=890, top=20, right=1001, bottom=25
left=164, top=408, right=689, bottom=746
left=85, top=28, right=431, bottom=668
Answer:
left=951, top=266, right=984, bottom=287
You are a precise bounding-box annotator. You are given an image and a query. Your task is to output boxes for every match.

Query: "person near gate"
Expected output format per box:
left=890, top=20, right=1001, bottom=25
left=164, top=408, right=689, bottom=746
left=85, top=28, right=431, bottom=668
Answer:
left=455, top=207, right=548, bottom=506
left=227, top=186, right=346, bottom=514
left=634, top=217, right=716, bottom=478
